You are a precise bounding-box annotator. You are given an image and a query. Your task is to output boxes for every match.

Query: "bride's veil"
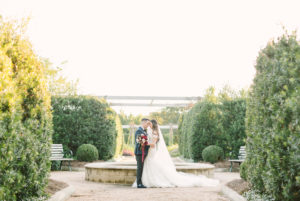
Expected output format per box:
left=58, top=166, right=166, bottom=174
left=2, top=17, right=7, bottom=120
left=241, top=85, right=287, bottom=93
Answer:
left=155, top=125, right=177, bottom=172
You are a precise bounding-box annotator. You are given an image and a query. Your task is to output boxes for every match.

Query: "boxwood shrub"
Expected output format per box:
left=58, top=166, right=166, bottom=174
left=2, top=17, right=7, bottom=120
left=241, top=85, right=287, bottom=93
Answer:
left=0, top=19, right=53, bottom=200
left=76, top=144, right=99, bottom=162
left=52, top=96, right=123, bottom=160
left=202, top=145, right=223, bottom=164
left=245, top=33, right=300, bottom=201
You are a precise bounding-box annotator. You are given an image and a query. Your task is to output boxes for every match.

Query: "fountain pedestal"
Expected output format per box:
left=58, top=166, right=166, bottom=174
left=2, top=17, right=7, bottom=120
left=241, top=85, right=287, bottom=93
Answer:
left=85, top=162, right=215, bottom=184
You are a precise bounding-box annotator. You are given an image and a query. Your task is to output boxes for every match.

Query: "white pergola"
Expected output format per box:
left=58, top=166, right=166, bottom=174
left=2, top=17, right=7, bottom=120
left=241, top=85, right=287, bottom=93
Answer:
left=98, top=95, right=201, bottom=107
left=98, top=95, right=201, bottom=145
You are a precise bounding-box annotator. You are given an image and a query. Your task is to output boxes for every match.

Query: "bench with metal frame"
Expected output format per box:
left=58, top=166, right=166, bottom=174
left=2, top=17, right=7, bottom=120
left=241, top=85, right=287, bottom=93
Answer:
left=229, top=146, right=246, bottom=172
left=50, top=144, right=73, bottom=171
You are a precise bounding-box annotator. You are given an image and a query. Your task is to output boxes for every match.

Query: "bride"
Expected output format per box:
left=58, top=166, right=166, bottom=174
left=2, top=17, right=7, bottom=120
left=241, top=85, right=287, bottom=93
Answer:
left=134, top=119, right=219, bottom=188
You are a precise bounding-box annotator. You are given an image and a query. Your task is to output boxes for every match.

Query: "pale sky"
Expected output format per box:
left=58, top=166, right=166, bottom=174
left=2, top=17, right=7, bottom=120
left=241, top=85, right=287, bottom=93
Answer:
left=1, top=0, right=300, bottom=114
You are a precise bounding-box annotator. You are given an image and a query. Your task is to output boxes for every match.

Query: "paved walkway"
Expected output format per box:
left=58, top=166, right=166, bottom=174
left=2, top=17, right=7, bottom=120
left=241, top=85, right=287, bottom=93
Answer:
left=50, top=170, right=240, bottom=201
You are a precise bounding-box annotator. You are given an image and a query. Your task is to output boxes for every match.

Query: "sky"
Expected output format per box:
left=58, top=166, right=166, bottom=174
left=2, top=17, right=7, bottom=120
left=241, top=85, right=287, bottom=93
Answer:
left=1, top=0, right=300, bottom=114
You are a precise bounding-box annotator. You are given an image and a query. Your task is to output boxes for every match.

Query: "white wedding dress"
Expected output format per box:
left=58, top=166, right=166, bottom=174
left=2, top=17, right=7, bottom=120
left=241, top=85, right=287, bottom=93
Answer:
left=133, top=126, right=219, bottom=188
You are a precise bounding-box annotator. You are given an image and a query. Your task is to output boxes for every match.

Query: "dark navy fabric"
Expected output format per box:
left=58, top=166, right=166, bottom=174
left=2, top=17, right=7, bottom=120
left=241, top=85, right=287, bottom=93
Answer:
left=134, top=126, right=150, bottom=156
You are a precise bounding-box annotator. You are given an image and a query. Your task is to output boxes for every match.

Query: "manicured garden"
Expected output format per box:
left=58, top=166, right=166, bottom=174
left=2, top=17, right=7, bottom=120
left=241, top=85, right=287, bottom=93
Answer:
left=0, top=17, right=299, bottom=201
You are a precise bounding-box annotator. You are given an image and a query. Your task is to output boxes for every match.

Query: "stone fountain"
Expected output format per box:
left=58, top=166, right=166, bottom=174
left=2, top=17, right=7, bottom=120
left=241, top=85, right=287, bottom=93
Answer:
left=85, top=161, right=215, bottom=184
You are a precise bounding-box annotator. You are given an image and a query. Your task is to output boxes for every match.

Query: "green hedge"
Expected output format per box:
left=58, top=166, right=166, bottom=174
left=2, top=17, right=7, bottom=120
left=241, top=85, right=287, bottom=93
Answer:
left=52, top=96, right=123, bottom=160
left=245, top=33, right=300, bottom=201
left=179, top=101, right=222, bottom=160
left=220, top=99, right=246, bottom=158
left=0, top=19, right=53, bottom=200
left=76, top=144, right=99, bottom=162
left=179, top=99, right=246, bottom=161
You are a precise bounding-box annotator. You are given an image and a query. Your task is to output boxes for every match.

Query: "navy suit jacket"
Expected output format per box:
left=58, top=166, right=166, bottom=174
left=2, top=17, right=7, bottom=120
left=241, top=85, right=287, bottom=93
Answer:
left=134, top=126, right=150, bottom=156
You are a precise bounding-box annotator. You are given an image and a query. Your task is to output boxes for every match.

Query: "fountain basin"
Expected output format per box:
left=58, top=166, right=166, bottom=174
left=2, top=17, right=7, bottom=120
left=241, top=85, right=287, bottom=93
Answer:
left=85, top=162, right=215, bottom=184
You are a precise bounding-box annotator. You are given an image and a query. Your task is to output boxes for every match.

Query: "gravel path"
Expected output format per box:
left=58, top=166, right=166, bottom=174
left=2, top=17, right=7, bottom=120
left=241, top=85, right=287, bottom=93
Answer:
left=50, top=171, right=240, bottom=201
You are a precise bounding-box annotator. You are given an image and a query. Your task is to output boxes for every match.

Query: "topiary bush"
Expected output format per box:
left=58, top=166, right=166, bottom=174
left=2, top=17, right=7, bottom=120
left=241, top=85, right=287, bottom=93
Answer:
left=52, top=96, right=123, bottom=160
left=245, top=33, right=300, bottom=201
left=0, top=19, right=53, bottom=200
left=76, top=144, right=99, bottom=162
left=202, top=145, right=224, bottom=163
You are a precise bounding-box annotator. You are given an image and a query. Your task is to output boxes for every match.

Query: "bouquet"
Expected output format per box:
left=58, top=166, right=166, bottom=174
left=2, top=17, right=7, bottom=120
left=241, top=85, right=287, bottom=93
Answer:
left=137, top=134, right=148, bottom=162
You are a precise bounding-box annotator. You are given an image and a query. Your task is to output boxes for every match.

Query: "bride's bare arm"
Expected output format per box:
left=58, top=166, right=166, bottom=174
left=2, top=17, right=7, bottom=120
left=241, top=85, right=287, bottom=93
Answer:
left=149, top=131, right=159, bottom=147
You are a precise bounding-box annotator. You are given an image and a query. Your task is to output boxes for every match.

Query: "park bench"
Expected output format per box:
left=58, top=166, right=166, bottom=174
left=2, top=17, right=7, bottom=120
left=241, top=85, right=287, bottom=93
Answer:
left=228, top=146, right=246, bottom=172
left=50, top=144, right=73, bottom=171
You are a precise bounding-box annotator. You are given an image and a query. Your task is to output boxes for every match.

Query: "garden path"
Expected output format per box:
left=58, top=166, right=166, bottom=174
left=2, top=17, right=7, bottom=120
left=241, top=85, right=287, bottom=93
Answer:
left=50, top=157, right=240, bottom=201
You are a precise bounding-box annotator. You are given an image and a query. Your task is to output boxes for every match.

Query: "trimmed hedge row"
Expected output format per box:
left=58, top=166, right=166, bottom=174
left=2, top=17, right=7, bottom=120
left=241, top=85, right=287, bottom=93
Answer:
left=179, top=99, right=246, bottom=161
left=244, top=33, right=300, bottom=201
left=0, top=19, right=53, bottom=200
left=51, top=96, right=123, bottom=160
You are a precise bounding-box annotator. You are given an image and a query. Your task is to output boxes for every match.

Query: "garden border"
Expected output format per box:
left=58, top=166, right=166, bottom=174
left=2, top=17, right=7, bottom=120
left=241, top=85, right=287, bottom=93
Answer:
left=221, top=184, right=246, bottom=201
left=48, top=185, right=75, bottom=201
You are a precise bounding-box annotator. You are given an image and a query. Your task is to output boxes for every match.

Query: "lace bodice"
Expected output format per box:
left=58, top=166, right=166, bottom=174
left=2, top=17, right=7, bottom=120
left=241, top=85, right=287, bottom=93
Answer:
left=146, top=127, right=153, bottom=143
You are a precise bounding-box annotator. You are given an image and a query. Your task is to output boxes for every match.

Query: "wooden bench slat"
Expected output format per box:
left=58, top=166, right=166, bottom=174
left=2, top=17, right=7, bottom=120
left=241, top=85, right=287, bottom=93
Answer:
left=229, top=159, right=244, bottom=162
left=50, top=155, right=64, bottom=157
left=50, top=144, right=73, bottom=171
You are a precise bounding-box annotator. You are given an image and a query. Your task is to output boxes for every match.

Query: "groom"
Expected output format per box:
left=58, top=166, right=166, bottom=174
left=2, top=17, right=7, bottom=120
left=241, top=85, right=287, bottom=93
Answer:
left=134, top=118, right=150, bottom=188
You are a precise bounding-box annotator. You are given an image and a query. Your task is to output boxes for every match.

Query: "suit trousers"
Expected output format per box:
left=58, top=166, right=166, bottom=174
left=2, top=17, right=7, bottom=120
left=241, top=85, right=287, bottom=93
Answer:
left=136, top=154, right=147, bottom=186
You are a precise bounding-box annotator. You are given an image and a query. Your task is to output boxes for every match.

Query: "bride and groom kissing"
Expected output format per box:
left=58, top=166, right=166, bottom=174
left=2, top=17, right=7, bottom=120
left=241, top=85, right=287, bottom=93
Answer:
left=133, top=118, right=219, bottom=188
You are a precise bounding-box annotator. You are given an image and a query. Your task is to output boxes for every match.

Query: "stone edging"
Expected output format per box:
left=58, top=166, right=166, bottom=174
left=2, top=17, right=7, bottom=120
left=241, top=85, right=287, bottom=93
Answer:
left=48, top=185, right=75, bottom=201
left=221, top=184, right=246, bottom=201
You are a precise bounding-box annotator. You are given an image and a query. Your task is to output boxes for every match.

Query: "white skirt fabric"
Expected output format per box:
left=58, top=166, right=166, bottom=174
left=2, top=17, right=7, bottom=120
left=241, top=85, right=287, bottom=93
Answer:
left=132, top=126, right=219, bottom=188
left=140, top=147, right=219, bottom=188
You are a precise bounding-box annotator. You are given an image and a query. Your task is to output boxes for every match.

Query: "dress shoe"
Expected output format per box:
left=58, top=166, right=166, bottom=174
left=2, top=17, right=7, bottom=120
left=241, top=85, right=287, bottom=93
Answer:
left=137, top=184, right=147, bottom=188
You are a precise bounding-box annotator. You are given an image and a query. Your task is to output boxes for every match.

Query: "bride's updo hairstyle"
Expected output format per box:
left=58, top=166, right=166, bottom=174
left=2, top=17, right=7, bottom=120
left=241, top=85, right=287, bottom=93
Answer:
left=151, top=119, right=160, bottom=143
left=151, top=119, right=159, bottom=133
